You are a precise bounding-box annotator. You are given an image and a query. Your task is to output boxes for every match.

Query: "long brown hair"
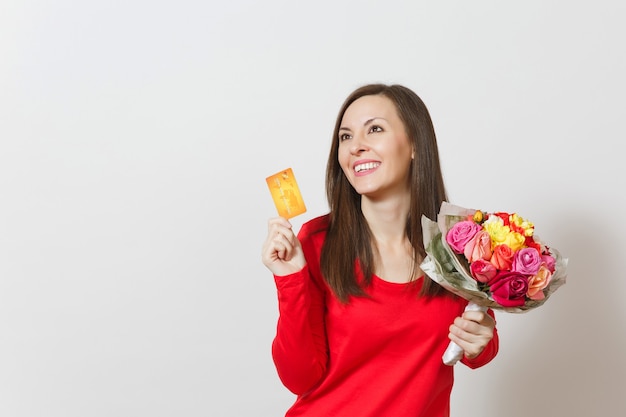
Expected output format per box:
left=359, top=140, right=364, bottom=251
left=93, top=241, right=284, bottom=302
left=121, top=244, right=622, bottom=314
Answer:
left=320, top=84, right=448, bottom=303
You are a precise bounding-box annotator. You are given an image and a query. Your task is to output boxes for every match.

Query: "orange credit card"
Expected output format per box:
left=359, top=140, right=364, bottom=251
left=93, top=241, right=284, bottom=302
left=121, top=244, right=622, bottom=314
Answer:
left=266, top=168, right=307, bottom=219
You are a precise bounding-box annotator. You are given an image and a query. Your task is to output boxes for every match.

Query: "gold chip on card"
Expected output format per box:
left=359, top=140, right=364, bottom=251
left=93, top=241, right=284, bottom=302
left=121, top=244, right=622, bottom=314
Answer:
left=266, top=168, right=307, bottom=219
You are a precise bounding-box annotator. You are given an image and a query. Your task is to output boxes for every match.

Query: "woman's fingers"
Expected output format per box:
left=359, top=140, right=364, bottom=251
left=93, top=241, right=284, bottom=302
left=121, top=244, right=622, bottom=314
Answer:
left=270, top=228, right=295, bottom=261
left=262, top=217, right=306, bottom=276
left=263, top=218, right=295, bottom=259
left=462, top=310, right=496, bottom=328
left=448, top=311, right=495, bottom=359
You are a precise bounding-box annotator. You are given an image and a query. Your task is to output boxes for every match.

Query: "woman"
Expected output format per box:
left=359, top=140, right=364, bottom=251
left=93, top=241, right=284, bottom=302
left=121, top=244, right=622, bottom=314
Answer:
left=262, top=83, right=498, bottom=417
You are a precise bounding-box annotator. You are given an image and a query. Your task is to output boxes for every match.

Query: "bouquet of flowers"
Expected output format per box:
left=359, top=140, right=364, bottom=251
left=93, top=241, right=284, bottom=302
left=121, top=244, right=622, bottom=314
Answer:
left=420, top=202, right=568, bottom=365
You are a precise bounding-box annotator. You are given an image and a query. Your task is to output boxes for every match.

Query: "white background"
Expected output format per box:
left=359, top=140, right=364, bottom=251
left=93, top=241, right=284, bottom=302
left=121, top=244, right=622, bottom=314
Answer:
left=1, top=1, right=625, bottom=416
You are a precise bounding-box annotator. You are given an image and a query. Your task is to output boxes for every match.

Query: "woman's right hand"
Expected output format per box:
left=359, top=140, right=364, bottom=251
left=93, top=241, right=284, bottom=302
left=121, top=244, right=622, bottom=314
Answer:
left=262, top=217, right=307, bottom=276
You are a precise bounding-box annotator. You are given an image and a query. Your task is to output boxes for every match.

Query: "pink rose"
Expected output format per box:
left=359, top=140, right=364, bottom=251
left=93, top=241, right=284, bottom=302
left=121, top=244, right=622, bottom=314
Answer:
left=511, top=247, right=542, bottom=275
left=488, top=271, right=529, bottom=307
left=527, top=265, right=553, bottom=300
left=463, top=230, right=493, bottom=262
left=470, top=259, right=497, bottom=283
left=446, top=220, right=482, bottom=254
left=490, top=244, right=515, bottom=270
left=542, top=254, right=556, bottom=273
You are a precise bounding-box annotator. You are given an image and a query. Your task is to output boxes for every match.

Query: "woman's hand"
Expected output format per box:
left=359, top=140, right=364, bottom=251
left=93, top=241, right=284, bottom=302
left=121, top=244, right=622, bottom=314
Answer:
left=261, top=217, right=307, bottom=276
left=448, top=309, right=496, bottom=359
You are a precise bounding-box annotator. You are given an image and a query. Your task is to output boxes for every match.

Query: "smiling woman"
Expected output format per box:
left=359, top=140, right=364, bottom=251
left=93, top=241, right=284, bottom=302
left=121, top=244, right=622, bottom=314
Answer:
left=261, top=84, right=499, bottom=417
left=338, top=94, right=414, bottom=199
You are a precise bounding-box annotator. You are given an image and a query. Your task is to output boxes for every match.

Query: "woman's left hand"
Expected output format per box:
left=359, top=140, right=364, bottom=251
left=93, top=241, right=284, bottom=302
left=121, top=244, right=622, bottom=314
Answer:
left=448, top=310, right=496, bottom=359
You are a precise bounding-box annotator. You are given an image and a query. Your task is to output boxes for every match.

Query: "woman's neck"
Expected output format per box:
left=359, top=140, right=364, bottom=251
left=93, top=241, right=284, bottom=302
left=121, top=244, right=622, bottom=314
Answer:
left=361, top=194, right=410, bottom=246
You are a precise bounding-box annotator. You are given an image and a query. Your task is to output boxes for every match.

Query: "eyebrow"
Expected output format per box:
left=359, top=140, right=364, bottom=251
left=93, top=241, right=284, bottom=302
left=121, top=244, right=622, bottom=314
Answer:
left=339, top=117, right=387, bottom=131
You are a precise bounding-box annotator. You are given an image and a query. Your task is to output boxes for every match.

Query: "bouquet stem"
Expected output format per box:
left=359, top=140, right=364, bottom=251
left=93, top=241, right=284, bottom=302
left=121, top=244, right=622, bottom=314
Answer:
left=443, top=301, right=488, bottom=366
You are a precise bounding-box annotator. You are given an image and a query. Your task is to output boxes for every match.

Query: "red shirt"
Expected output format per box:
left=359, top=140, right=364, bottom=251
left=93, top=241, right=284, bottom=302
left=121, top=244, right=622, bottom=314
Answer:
left=272, top=215, right=498, bottom=417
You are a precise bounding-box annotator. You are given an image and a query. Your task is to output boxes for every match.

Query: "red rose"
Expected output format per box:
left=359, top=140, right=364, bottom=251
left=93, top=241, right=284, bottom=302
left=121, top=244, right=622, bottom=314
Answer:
left=488, top=271, right=529, bottom=307
left=470, top=259, right=497, bottom=283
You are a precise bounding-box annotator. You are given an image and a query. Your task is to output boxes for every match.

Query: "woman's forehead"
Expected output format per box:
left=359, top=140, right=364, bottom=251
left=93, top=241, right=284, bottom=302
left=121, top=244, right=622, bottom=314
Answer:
left=341, top=95, right=398, bottom=125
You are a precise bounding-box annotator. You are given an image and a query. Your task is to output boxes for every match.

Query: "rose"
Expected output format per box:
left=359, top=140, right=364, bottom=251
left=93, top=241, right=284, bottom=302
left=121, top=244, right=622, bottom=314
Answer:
left=470, top=259, right=497, bottom=283
left=488, top=271, right=529, bottom=307
left=490, top=244, right=515, bottom=270
left=463, top=230, right=493, bottom=262
left=446, top=220, right=482, bottom=254
left=511, top=247, right=543, bottom=275
left=527, top=265, right=553, bottom=300
left=542, top=254, right=556, bottom=273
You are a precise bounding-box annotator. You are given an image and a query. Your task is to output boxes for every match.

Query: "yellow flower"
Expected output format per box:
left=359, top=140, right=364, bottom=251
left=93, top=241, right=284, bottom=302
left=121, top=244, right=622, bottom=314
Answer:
left=483, top=217, right=509, bottom=248
left=510, top=213, right=534, bottom=237
left=483, top=215, right=526, bottom=251
left=501, top=231, right=526, bottom=252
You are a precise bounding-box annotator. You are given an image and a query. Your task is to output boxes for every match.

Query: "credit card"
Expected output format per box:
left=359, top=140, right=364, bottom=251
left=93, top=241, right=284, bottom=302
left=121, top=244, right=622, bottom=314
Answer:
left=266, top=167, right=307, bottom=219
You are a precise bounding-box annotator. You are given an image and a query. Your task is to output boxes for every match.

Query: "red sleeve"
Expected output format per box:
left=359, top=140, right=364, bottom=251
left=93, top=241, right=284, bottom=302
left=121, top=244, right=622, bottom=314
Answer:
left=461, top=308, right=499, bottom=369
left=271, top=218, right=329, bottom=395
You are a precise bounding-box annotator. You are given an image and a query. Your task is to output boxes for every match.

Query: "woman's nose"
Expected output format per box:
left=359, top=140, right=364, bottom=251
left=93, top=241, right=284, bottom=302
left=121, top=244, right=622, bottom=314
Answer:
left=350, top=133, right=368, bottom=154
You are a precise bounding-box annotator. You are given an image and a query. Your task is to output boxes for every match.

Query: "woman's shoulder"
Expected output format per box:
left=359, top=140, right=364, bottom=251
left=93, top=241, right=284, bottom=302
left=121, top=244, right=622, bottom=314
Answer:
left=297, top=213, right=330, bottom=258
left=299, top=213, right=330, bottom=238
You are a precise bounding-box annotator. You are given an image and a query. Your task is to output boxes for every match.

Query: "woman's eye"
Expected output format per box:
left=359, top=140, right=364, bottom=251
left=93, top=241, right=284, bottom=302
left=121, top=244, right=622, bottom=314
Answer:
left=369, top=125, right=383, bottom=133
left=339, top=133, right=351, bottom=141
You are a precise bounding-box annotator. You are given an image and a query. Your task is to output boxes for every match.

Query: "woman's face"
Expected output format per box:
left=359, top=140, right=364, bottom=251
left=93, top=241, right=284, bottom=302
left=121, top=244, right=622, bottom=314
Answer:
left=337, top=94, right=414, bottom=199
